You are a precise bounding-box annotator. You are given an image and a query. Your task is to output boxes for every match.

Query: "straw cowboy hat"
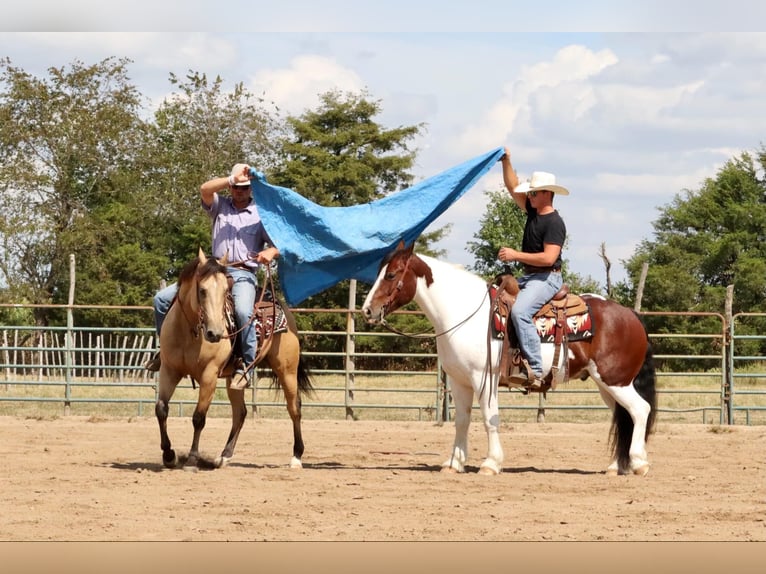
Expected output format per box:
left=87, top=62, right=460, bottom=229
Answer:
left=229, top=163, right=252, bottom=187
left=514, top=171, right=570, bottom=196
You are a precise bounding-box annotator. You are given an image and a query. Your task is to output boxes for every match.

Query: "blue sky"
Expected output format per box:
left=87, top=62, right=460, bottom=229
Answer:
left=3, top=4, right=766, bottom=286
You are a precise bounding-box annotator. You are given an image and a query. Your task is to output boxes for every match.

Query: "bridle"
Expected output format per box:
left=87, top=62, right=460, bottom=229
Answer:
left=179, top=267, right=229, bottom=339
left=374, top=254, right=489, bottom=339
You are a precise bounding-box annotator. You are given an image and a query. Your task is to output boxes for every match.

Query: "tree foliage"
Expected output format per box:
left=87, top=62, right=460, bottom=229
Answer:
left=267, top=90, right=431, bottom=368
left=0, top=57, right=148, bottom=325
left=270, top=90, right=423, bottom=205
left=144, top=71, right=284, bottom=282
left=0, top=61, right=285, bottom=327
left=624, top=149, right=766, bottom=364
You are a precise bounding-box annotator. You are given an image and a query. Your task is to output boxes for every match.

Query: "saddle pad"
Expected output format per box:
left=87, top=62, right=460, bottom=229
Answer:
left=490, top=283, right=593, bottom=343
left=255, top=300, right=288, bottom=340
left=534, top=309, right=593, bottom=343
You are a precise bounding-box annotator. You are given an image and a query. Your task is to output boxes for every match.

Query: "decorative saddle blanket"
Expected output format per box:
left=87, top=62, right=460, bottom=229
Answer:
left=489, top=282, right=594, bottom=344
left=254, top=298, right=288, bottom=340
left=225, top=288, right=289, bottom=343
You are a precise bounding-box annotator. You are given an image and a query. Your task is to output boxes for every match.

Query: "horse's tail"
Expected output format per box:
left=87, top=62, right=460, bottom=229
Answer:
left=295, top=352, right=316, bottom=398
left=610, top=314, right=657, bottom=470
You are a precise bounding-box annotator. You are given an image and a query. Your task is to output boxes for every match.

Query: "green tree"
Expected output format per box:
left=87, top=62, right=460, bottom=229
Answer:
left=0, top=57, right=148, bottom=326
left=143, top=70, right=284, bottom=283
left=270, top=89, right=423, bottom=205
left=268, top=90, right=429, bottom=370
left=624, top=148, right=766, bottom=365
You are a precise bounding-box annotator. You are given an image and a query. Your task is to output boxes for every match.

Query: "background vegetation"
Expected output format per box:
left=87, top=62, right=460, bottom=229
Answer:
left=2, top=56, right=766, bottom=369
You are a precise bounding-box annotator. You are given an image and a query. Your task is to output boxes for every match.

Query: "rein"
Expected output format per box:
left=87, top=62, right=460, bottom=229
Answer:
left=176, top=290, right=204, bottom=338
left=377, top=287, right=490, bottom=340
left=224, top=259, right=276, bottom=341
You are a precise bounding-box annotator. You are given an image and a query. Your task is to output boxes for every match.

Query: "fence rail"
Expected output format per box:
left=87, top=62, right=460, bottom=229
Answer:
left=1, top=302, right=765, bottom=425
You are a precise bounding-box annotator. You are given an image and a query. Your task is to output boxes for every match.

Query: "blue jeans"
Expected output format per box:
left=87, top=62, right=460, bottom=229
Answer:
left=153, top=267, right=258, bottom=367
left=510, top=271, right=563, bottom=377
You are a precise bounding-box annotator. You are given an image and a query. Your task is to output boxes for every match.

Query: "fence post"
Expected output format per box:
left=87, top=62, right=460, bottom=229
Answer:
left=64, top=254, right=75, bottom=415
left=724, top=285, right=734, bottom=424
left=345, top=279, right=357, bottom=421
left=634, top=262, right=649, bottom=312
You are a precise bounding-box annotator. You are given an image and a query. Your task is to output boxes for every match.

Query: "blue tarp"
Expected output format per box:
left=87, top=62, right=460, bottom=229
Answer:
left=252, top=147, right=504, bottom=305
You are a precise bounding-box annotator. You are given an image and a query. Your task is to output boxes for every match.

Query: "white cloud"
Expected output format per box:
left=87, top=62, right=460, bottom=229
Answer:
left=451, top=45, right=618, bottom=155
left=250, top=55, right=366, bottom=116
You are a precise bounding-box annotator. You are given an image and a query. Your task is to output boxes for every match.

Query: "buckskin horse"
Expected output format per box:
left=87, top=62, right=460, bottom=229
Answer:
left=154, top=248, right=313, bottom=470
left=361, top=242, right=656, bottom=476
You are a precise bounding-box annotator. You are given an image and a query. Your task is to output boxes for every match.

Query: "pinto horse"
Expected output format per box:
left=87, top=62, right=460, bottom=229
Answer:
left=361, top=242, right=656, bottom=476
left=154, top=248, right=314, bottom=470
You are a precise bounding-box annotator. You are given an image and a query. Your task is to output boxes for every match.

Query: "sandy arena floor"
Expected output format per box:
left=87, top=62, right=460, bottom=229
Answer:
left=1, top=415, right=764, bottom=542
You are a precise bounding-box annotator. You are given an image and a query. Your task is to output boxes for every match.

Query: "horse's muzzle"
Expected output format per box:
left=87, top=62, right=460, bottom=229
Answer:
left=204, top=330, right=223, bottom=343
left=361, top=305, right=383, bottom=324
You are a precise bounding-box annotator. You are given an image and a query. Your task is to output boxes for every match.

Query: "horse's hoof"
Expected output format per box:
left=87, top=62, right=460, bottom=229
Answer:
left=215, top=456, right=231, bottom=469
left=632, top=463, right=650, bottom=476
left=478, top=465, right=500, bottom=476
left=162, top=451, right=177, bottom=469
left=289, top=457, right=303, bottom=469
left=440, top=466, right=460, bottom=474
left=183, top=465, right=199, bottom=473
left=605, top=468, right=619, bottom=477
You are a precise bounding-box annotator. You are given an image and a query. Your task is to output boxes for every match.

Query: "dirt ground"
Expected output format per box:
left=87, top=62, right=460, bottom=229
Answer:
left=1, top=414, right=764, bottom=542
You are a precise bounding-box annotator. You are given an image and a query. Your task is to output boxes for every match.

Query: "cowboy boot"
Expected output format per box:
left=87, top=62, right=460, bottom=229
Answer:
left=144, top=352, right=161, bottom=372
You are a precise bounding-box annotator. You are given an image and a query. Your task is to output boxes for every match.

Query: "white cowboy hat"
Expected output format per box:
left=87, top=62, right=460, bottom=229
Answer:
left=229, top=163, right=252, bottom=187
left=516, top=171, right=569, bottom=195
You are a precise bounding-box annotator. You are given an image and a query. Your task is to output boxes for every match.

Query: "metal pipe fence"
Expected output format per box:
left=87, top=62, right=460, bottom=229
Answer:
left=1, top=302, right=765, bottom=424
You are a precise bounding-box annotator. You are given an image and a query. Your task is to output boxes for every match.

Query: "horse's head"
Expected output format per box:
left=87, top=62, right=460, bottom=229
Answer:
left=362, top=241, right=433, bottom=324
left=178, top=248, right=231, bottom=342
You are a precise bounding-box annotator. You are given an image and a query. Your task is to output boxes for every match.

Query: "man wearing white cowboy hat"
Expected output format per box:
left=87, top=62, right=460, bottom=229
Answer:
left=498, top=146, right=568, bottom=389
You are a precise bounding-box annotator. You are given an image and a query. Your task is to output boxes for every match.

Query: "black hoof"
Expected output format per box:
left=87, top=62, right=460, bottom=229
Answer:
left=162, top=450, right=177, bottom=468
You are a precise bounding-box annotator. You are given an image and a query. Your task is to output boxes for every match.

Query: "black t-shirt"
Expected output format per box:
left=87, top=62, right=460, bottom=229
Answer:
left=522, top=201, right=566, bottom=270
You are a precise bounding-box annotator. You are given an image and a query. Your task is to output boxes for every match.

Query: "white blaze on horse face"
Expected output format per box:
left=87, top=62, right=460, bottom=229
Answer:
left=361, top=266, right=388, bottom=323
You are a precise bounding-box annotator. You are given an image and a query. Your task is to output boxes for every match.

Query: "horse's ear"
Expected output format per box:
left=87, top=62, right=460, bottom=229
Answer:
left=219, top=252, right=229, bottom=266
left=396, top=239, right=415, bottom=255
left=198, top=247, right=207, bottom=264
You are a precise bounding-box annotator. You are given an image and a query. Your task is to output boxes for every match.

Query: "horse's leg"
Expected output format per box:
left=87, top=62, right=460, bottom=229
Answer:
left=475, top=379, right=504, bottom=475
left=215, top=382, right=248, bottom=468
left=184, top=378, right=217, bottom=471
left=279, top=368, right=305, bottom=469
left=441, top=378, right=473, bottom=473
left=155, top=368, right=182, bottom=469
left=597, top=380, right=652, bottom=476
left=592, top=377, right=621, bottom=474
left=268, top=332, right=305, bottom=469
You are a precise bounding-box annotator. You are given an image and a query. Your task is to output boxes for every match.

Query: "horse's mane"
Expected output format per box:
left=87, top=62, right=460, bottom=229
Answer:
left=416, top=253, right=487, bottom=289
left=178, top=255, right=227, bottom=285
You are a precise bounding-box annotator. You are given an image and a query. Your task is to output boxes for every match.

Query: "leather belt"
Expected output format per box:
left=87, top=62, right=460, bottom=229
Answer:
left=229, top=263, right=255, bottom=272
left=523, top=265, right=561, bottom=274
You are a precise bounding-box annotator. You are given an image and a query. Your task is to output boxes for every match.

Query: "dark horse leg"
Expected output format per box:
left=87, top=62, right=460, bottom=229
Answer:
left=155, top=369, right=181, bottom=469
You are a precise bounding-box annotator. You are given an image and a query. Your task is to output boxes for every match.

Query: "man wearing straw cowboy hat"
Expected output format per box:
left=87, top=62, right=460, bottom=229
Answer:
left=146, top=163, right=279, bottom=391
left=498, top=146, right=569, bottom=389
